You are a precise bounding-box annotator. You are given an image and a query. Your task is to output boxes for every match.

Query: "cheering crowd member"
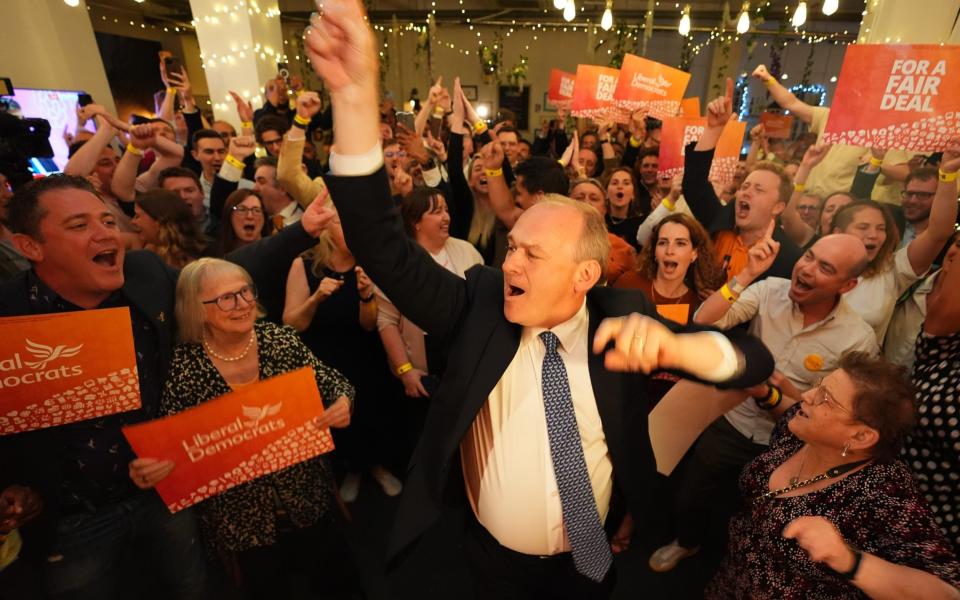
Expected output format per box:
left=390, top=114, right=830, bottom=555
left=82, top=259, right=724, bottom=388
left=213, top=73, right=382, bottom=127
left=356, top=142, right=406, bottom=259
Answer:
left=302, top=5, right=773, bottom=600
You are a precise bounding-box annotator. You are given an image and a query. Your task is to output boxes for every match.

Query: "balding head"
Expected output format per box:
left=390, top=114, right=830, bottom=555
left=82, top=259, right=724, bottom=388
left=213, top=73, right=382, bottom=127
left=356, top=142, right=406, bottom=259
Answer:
left=789, top=233, right=866, bottom=307
left=818, top=233, right=870, bottom=278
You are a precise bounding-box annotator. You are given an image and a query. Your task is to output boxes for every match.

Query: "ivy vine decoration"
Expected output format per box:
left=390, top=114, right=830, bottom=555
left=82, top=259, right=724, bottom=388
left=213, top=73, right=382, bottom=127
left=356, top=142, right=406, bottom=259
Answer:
left=800, top=42, right=815, bottom=86
left=479, top=33, right=503, bottom=84
left=414, top=26, right=430, bottom=72
left=507, top=55, right=529, bottom=90
left=679, top=32, right=694, bottom=71
left=608, top=28, right=633, bottom=69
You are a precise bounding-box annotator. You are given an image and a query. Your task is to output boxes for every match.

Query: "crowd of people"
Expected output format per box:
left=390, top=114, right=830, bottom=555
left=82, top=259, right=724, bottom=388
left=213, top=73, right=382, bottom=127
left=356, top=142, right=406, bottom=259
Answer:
left=1, top=0, right=959, bottom=598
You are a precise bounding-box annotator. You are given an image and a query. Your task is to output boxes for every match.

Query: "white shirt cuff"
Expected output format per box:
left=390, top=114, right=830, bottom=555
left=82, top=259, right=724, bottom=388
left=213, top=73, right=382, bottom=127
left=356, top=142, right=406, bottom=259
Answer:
left=330, top=143, right=384, bottom=176
left=218, top=161, right=243, bottom=183
left=698, top=331, right=739, bottom=382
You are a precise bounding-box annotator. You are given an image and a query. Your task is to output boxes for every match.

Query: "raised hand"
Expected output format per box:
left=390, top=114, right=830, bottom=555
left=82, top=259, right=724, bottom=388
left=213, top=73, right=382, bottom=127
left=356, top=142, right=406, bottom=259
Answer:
left=742, top=220, right=781, bottom=283
left=426, top=131, right=446, bottom=162
left=301, top=188, right=338, bottom=236
left=168, top=68, right=193, bottom=105
left=128, top=124, right=157, bottom=150
left=749, top=123, right=766, bottom=142
left=449, top=77, right=466, bottom=134
left=592, top=312, right=681, bottom=374
left=629, top=109, right=647, bottom=141
left=480, top=140, right=505, bottom=170
left=783, top=516, right=858, bottom=574
left=304, top=0, right=378, bottom=99
left=939, top=136, right=960, bottom=173
left=297, top=91, right=322, bottom=120
left=229, top=91, right=255, bottom=124
left=801, top=143, right=831, bottom=169
left=396, top=124, right=429, bottom=164
left=752, top=64, right=772, bottom=84
left=228, top=135, right=257, bottom=161
left=158, top=50, right=173, bottom=87
left=459, top=86, right=481, bottom=125
left=392, top=168, right=413, bottom=197
left=706, top=78, right=734, bottom=129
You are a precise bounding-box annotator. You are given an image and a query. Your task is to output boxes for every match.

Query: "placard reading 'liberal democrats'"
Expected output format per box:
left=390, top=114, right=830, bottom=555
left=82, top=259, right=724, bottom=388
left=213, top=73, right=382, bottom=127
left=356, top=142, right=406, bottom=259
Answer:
left=822, top=44, right=960, bottom=152
left=0, top=308, right=141, bottom=435
left=122, top=367, right=334, bottom=513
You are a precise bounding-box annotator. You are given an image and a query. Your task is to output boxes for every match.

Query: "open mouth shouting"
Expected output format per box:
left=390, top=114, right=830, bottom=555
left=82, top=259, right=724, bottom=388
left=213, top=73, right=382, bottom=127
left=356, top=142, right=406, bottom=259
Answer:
left=660, top=259, right=680, bottom=276
left=92, top=248, right=119, bottom=269
left=736, top=199, right=751, bottom=220
left=242, top=223, right=257, bottom=235
left=504, top=281, right=526, bottom=299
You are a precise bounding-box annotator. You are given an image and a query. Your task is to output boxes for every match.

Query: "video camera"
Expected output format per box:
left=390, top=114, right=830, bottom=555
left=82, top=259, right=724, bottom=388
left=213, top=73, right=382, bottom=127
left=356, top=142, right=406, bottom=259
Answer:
left=0, top=77, right=54, bottom=190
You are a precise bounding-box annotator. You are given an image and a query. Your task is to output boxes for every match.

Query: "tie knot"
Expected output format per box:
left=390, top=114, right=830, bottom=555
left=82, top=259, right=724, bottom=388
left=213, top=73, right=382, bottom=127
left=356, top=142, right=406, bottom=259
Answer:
left=540, top=331, right=560, bottom=354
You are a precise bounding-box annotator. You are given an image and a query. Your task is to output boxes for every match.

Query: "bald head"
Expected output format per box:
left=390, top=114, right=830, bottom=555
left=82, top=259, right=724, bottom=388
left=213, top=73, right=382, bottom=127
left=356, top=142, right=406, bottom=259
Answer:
left=815, top=233, right=870, bottom=278
left=789, top=233, right=867, bottom=307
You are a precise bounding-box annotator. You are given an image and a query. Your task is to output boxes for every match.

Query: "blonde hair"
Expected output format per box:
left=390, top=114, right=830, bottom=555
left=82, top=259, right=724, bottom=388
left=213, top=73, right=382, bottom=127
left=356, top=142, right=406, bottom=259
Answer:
left=308, top=230, right=338, bottom=278
left=540, top=194, right=611, bottom=276
left=175, top=258, right=264, bottom=343
left=466, top=154, right=496, bottom=248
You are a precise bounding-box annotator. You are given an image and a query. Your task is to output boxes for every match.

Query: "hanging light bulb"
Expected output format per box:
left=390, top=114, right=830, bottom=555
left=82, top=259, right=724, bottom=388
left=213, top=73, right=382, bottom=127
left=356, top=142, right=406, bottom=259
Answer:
left=563, top=0, right=576, bottom=22
left=553, top=0, right=566, bottom=11
left=63, top=0, right=80, bottom=6
left=601, top=0, right=613, bottom=31
left=678, top=4, right=691, bottom=36
left=822, top=0, right=839, bottom=16
left=791, top=1, right=807, bottom=27
left=736, top=2, right=750, bottom=34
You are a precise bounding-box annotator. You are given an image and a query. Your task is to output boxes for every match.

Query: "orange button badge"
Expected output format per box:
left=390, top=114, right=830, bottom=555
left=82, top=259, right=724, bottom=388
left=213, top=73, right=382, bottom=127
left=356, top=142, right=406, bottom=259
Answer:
left=804, top=353, right=824, bottom=372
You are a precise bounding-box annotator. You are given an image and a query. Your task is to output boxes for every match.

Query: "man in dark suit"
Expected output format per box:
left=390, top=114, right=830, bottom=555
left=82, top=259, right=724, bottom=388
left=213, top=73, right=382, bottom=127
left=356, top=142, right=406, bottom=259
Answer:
left=305, top=2, right=773, bottom=597
left=0, top=175, right=328, bottom=598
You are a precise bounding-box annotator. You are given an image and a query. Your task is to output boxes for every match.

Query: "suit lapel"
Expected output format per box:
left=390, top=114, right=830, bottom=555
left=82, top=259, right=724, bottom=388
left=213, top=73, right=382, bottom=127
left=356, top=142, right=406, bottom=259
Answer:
left=586, top=296, right=624, bottom=459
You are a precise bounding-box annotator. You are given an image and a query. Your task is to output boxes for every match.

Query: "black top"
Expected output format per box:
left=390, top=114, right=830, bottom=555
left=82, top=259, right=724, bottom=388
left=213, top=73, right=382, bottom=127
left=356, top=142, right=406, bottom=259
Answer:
left=606, top=215, right=643, bottom=251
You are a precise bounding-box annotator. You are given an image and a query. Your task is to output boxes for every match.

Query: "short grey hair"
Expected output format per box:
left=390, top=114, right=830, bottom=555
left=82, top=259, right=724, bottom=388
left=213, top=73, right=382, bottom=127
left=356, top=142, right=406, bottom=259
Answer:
left=540, top=194, right=610, bottom=278
left=175, top=258, right=262, bottom=343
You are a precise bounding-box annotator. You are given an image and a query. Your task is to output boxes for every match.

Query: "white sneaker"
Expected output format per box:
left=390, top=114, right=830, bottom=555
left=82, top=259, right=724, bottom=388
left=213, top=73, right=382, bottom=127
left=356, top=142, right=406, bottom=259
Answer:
left=648, top=539, right=699, bottom=572
left=340, top=472, right=361, bottom=503
left=370, top=465, right=403, bottom=497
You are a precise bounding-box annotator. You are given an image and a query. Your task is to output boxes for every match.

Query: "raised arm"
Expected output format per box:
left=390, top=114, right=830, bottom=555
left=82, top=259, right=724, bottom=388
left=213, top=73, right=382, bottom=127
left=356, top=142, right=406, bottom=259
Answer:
left=280, top=91, right=326, bottom=208
left=781, top=143, right=830, bottom=242
left=905, top=139, right=960, bottom=275
left=480, top=140, right=522, bottom=228
left=751, top=64, right=815, bottom=124
left=64, top=110, right=116, bottom=176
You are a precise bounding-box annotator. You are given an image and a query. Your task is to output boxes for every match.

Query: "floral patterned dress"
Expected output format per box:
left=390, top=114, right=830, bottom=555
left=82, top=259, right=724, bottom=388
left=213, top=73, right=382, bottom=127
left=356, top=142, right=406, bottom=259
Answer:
left=160, top=320, right=355, bottom=552
left=904, top=330, right=960, bottom=551
left=706, top=406, right=960, bottom=599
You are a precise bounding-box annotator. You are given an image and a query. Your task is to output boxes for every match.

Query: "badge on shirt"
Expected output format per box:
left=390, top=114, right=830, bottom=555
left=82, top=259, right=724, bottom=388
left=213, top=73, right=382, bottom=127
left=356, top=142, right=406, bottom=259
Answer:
left=804, top=353, right=824, bottom=372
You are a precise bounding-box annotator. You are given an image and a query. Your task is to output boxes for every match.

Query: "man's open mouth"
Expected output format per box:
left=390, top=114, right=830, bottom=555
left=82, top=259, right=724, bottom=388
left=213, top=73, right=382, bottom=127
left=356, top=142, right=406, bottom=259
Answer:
left=737, top=200, right=751, bottom=219
left=507, top=284, right=525, bottom=297
left=92, top=249, right=118, bottom=267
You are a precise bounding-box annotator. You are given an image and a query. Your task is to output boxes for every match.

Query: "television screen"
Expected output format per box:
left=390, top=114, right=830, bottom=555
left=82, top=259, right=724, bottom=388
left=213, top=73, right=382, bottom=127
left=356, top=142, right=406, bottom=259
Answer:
left=7, top=88, right=97, bottom=171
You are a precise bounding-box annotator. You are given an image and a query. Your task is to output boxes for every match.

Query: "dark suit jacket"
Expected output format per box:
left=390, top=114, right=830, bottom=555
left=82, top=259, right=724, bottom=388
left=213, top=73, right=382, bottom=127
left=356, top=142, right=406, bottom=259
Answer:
left=0, top=222, right=315, bottom=558
left=681, top=142, right=802, bottom=282
left=327, top=168, right=774, bottom=562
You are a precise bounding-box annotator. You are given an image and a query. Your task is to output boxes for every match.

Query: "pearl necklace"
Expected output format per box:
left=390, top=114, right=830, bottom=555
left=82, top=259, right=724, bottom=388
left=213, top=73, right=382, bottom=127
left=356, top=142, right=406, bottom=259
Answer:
left=203, top=331, right=255, bottom=362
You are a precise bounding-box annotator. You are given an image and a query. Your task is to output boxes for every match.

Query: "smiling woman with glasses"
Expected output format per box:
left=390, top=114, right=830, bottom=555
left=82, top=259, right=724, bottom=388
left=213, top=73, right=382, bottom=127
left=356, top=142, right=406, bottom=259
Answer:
left=706, top=352, right=960, bottom=599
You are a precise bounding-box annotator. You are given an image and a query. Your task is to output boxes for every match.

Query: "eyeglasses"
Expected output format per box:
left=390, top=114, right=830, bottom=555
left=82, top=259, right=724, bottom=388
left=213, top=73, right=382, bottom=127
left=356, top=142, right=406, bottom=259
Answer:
left=261, top=138, right=283, bottom=147
left=232, top=206, right=263, bottom=216
left=807, top=378, right=853, bottom=415
left=384, top=151, right=407, bottom=159
left=900, top=190, right=935, bottom=200
left=202, top=285, right=258, bottom=311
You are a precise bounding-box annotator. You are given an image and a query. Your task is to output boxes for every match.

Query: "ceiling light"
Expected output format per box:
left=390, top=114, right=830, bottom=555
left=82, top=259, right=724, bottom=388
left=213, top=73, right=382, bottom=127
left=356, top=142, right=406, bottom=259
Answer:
left=553, top=0, right=566, bottom=10
left=601, top=0, right=613, bottom=31
left=791, top=1, right=807, bottom=28
left=678, top=4, right=691, bottom=36
left=64, top=0, right=80, bottom=6
left=736, top=2, right=750, bottom=34
left=822, top=0, right=839, bottom=16
left=563, top=0, right=576, bottom=21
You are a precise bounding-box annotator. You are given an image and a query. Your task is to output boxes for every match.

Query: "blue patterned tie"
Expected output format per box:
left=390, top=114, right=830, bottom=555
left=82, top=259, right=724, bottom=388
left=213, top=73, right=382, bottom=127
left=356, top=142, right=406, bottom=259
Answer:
left=539, top=331, right=613, bottom=582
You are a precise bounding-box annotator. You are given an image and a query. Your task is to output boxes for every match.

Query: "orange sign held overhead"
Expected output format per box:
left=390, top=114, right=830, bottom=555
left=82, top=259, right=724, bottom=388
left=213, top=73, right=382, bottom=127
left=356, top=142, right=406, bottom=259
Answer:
left=0, top=308, right=140, bottom=435
left=680, top=97, right=701, bottom=118
left=658, top=117, right=747, bottom=183
left=760, top=112, right=795, bottom=139
left=123, top=367, right=335, bottom=513
left=613, top=54, right=692, bottom=121
left=547, top=68, right=576, bottom=109
left=571, top=64, right=629, bottom=123
left=822, top=44, right=960, bottom=152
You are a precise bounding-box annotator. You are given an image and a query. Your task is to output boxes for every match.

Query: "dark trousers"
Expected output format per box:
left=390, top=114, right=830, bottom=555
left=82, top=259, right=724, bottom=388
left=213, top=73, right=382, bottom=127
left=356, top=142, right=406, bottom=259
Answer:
left=675, top=417, right=767, bottom=549
left=463, top=516, right=616, bottom=600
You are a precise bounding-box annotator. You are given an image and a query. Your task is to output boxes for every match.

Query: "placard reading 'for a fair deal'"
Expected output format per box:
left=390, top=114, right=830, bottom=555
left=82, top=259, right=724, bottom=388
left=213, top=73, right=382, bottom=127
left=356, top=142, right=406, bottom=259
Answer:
left=613, top=53, right=692, bottom=121
left=571, top=64, right=630, bottom=123
left=658, top=117, right=747, bottom=183
left=823, top=44, right=960, bottom=152
left=0, top=308, right=140, bottom=435
left=547, top=69, right=576, bottom=108
left=122, top=367, right=334, bottom=513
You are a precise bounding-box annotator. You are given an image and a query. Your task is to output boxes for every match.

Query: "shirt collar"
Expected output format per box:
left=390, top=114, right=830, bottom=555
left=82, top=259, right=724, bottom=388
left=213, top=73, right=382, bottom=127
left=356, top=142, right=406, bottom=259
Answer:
left=521, top=300, right=589, bottom=354
left=26, top=269, right=126, bottom=313
left=276, top=201, right=302, bottom=220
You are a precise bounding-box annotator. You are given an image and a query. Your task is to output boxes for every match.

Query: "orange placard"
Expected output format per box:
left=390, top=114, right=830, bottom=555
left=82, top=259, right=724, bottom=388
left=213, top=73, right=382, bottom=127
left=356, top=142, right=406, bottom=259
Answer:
left=123, top=367, right=334, bottom=513
left=655, top=303, right=690, bottom=325
left=823, top=44, right=960, bottom=151
left=547, top=68, right=576, bottom=108
left=658, top=117, right=747, bottom=183
left=613, top=53, right=692, bottom=121
left=760, top=112, right=795, bottom=139
left=680, top=97, right=701, bottom=118
left=570, top=64, right=629, bottom=123
left=0, top=308, right=140, bottom=435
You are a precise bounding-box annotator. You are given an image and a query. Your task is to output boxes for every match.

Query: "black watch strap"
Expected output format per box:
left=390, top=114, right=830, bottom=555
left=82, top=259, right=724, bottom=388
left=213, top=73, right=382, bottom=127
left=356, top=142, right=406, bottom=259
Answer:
left=839, top=547, right=863, bottom=580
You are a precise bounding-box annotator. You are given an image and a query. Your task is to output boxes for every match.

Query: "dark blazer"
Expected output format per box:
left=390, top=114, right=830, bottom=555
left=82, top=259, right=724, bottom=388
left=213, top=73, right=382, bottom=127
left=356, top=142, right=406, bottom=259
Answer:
left=327, top=168, right=774, bottom=561
left=681, top=142, right=802, bottom=282
left=0, top=222, right=316, bottom=558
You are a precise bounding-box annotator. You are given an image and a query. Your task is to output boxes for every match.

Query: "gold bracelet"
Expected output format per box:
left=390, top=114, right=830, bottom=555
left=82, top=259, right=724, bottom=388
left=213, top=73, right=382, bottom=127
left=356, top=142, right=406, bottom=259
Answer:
left=662, top=197, right=676, bottom=211
left=939, top=169, right=958, bottom=183
left=868, top=156, right=883, bottom=168
left=719, top=283, right=739, bottom=304
left=125, top=143, right=144, bottom=157
left=240, top=121, right=253, bottom=130
left=793, top=182, right=806, bottom=193
left=395, top=362, right=413, bottom=376
left=224, top=154, right=245, bottom=169
left=484, top=167, right=503, bottom=178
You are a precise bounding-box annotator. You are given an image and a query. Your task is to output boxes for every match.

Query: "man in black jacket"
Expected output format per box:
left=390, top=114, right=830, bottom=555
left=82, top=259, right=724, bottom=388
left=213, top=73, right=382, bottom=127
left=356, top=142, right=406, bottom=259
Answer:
left=304, top=2, right=774, bottom=597
left=0, top=175, right=328, bottom=598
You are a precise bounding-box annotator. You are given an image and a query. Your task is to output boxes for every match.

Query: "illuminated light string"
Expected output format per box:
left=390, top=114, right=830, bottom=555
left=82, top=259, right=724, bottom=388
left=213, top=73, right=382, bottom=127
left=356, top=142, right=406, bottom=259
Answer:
left=737, top=76, right=827, bottom=120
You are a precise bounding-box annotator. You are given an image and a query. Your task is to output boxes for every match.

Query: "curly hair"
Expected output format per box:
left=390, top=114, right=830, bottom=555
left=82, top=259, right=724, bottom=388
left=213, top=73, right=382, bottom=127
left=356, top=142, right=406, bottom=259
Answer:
left=637, top=213, right=726, bottom=295
left=839, top=351, right=916, bottom=461
left=137, top=189, right=207, bottom=268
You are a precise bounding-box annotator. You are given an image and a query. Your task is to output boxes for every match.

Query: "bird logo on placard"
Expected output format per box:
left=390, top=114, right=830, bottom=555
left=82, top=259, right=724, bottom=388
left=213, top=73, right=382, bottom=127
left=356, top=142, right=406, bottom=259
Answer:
left=22, top=339, right=84, bottom=370
left=242, top=403, right=282, bottom=428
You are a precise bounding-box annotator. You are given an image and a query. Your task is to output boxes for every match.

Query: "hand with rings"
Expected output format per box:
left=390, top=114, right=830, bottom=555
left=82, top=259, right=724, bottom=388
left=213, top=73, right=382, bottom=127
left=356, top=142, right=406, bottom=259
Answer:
left=128, top=458, right=175, bottom=490
left=592, top=312, right=680, bottom=373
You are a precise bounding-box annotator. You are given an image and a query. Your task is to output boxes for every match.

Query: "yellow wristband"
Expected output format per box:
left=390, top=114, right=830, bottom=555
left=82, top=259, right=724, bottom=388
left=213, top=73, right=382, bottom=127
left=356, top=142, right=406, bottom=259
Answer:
left=166, top=87, right=177, bottom=95
left=868, top=156, right=883, bottom=168
left=939, top=169, right=958, bottom=183
left=225, top=154, right=245, bottom=169
left=293, top=114, right=311, bottom=127
left=240, top=121, right=253, bottom=130
left=719, top=283, right=738, bottom=304
left=484, top=168, right=503, bottom=178
left=763, top=77, right=776, bottom=88
left=473, top=120, right=488, bottom=134
left=662, top=197, right=676, bottom=211
left=629, top=135, right=643, bottom=148
left=125, top=143, right=144, bottom=157
left=396, top=362, right=414, bottom=376
left=793, top=182, right=806, bottom=193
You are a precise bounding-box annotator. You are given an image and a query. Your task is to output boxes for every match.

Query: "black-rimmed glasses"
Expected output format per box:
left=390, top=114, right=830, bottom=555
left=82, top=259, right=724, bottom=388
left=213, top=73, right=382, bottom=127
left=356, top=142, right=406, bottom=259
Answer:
left=232, top=206, right=263, bottom=216
left=202, top=285, right=258, bottom=311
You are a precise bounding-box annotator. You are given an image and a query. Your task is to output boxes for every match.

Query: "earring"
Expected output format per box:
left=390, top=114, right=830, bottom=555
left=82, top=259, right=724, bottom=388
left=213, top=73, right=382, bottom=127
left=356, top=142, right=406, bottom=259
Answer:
left=841, top=443, right=850, bottom=458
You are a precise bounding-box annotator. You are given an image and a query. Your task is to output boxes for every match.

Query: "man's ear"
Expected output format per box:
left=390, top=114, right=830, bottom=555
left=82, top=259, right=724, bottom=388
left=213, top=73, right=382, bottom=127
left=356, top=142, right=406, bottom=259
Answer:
left=191, top=148, right=200, bottom=162
left=574, top=260, right=603, bottom=293
left=10, top=233, right=42, bottom=263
